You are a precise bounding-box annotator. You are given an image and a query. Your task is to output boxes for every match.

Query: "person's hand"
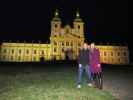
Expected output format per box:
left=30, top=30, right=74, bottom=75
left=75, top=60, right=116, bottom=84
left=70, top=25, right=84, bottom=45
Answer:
left=97, top=64, right=101, bottom=67
left=79, top=64, right=82, bottom=68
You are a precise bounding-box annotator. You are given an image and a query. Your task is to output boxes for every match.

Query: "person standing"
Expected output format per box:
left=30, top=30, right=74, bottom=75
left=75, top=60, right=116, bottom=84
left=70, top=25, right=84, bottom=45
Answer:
left=77, top=43, right=92, bottom=88
left=90, top=42, right=102, bottom=89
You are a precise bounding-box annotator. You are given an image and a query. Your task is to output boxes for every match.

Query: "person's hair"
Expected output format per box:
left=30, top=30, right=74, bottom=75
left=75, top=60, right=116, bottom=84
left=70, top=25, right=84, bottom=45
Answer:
left=91, top=42, right=95, bottom=45
left=84, top=42, right=88, bottom=45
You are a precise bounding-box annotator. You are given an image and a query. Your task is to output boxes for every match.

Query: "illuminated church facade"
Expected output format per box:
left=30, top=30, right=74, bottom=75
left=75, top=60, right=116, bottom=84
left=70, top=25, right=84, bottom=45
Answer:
left=0, top=10, right=129, bottom=64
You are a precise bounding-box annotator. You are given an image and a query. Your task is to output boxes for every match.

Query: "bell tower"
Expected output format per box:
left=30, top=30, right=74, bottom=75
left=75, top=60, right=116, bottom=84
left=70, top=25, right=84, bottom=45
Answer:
left=51, top=9, right=61, bottom=36
left=73, top=10, right=84, bottom=38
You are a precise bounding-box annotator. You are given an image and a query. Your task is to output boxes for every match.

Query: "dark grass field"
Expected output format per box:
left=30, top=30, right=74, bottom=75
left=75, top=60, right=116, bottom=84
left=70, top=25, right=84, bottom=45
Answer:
left=102, top=64, right=133, bottom=100
left=0, top=61, right=132, bottom=100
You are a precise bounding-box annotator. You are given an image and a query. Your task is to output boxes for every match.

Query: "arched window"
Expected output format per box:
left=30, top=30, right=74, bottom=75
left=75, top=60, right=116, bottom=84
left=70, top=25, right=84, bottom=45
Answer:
left=117, top=52, right=120, bottom=56
left=54, top=48, right=56, bottom=52
left=66, top=28, right=69, bottom=33
left=34, top=50, right=36, bottom=54
left=62, top=48, right=64, bottom=52
left=62, top=42, right=64, bottom=46
left=78, top=25, right=80, bottom=29
left=54, top=41, right=57, bottom=45
left=123, top=52, right=126, bottom=56
left=55, top=24, right=57, bottom=28
left=66, top=42, right=69, bottom=46
left=19, top=50, right=21, bottom=54
left=41, top=50, right=44, bottom=55
left=26, top=50, right=29, bottom=54
left=118, top=58, right=121, bottom=62
left=12, top=49, right=14, bottom=54
left=104, top=52, right=107, bottom=56
left=3, top=49, right=6, bottom=53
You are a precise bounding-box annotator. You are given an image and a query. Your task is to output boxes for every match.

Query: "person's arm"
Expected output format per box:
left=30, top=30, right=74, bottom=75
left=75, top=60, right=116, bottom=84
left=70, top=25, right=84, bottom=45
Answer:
left=88, top=49, right=91, bottom=63
left=97, top=49, right=101, bottom=67
left=78, top=50, right=82, bottom=67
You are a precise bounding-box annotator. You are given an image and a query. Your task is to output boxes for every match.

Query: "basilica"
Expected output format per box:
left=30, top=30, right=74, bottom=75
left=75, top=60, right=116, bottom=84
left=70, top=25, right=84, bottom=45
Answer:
left=0, top=10, right=129, bottom=64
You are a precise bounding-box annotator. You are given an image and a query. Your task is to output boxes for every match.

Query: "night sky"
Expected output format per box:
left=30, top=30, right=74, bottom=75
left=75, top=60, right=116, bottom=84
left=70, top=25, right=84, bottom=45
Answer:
left=0, top=0, right=129, bottom=44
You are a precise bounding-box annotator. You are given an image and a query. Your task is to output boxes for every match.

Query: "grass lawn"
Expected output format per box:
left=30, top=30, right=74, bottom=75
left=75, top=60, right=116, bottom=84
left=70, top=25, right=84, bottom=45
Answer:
left=0, top=64, right=115, bottom=100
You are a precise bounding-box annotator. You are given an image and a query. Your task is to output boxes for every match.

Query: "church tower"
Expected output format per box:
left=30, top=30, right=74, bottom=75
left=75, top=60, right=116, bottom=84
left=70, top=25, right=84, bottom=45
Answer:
left=73, top=10, right=84, bottom=38
left=51, top=9, right=61, bottom=36
left=50, top=9, right=62, bottom=60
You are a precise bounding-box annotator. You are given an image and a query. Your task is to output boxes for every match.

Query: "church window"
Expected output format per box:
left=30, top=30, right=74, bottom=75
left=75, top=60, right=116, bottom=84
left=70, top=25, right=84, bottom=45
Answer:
left=62, top=42, right=64, bottom=46
left=123, top=52, right=126, bottom=56
left=54, top=41, right=57, bottom=45
left=19, top=49, right=21, bottom=54
left=117, top=52, right=120, bottom=56
left=118, top=58, right=121, bottom=62
left=78, top=25, right=80, bottom=29
left=26, top=50, right=29, bottom=54
left=104, top=52, right=107, bottom=56
left=54, top=48, right=56, bottom=52
left=34, top=50, right=36, bottom=54
left=66, top=42, right=69, bottom=46
left=66, top=29, right=69, bottom=33
left=62, top=48, right=64, bottom=52
left=41, top=50, right=44, bottom=54
left=55, top=24, right=57, bottom=28
left=12, top=49, right=14, bottom=54
left=3, top=49, right=6, bottom=53
left=54, top=34, right=56, bottom=37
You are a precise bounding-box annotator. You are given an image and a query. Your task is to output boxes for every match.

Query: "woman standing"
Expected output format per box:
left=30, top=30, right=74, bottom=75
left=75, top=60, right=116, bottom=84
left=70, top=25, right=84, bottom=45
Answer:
left=90, top=42, right=103, bottom=89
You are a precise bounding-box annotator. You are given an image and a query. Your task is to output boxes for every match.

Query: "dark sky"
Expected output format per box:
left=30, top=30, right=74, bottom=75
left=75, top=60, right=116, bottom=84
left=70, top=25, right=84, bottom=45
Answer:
left=0, top=0, right=128, bottom=44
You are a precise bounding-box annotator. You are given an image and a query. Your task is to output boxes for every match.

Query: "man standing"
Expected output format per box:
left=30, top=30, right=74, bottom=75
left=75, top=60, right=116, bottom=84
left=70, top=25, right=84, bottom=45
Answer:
left=90, top=42, right=102, bottom=89
left=77, top=43, right=92, bottom=88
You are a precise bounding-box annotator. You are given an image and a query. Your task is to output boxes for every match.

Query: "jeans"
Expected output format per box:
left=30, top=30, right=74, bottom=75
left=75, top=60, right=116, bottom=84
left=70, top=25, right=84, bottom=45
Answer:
left=77, top=64, right=91, bottom=85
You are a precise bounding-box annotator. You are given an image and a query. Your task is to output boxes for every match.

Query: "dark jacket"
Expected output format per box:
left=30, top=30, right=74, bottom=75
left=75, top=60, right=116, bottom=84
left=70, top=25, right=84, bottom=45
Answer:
left=78, top=48, right=90, bottom=65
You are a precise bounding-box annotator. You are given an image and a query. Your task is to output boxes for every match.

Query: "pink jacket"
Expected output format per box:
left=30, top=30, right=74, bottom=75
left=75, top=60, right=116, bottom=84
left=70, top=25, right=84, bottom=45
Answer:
left=90, top=48, right=101, bottom=73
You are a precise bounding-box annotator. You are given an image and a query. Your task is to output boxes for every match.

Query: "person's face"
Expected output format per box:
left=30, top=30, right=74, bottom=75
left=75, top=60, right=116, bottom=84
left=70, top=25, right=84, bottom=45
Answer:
left=90, top=43, right=95, bottom=49
left=88, top=45, right=90, bottom=49
left=83, top=43, right=88, bottom=49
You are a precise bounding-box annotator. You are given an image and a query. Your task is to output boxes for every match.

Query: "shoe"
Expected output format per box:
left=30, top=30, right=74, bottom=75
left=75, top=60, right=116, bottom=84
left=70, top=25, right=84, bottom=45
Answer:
left=77, top=84, right=81, bottom=88
left=87, top=83, right=92, bottom=87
